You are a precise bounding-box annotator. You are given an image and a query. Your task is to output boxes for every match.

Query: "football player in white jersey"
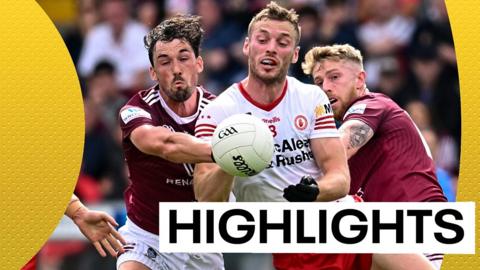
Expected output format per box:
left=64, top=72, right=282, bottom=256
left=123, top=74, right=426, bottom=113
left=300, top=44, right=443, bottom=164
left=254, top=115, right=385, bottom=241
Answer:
left=193, top=2, right=349, bottom=268
left=194, top=2, right=436, bottom=270
left=193, top=1, right=349, bottom=203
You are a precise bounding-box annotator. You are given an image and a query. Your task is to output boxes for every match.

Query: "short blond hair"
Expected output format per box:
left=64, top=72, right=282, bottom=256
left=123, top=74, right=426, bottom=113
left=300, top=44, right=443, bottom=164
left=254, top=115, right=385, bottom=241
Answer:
left=302, top=44, right=363, bottom=75
left=248, top=1, right=301, bottom=44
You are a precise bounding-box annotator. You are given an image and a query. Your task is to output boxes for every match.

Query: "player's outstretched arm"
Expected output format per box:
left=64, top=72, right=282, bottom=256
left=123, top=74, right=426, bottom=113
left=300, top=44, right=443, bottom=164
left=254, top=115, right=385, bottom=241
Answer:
left=65, top=195, right=126, bottom=257
left=371, top=254, right=436, bottom=270
left=338, top=119, right=374, bottom=159
left=310, top=137, right=350, bottom=201
left=130, top=124, right=212, bottom=164
left=194, top=163, right=234, bottom=202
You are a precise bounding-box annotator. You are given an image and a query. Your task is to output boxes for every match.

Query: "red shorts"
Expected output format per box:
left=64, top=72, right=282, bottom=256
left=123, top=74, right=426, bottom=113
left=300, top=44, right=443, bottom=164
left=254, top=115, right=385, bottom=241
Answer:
left=273, top=253, right=372, bottom=270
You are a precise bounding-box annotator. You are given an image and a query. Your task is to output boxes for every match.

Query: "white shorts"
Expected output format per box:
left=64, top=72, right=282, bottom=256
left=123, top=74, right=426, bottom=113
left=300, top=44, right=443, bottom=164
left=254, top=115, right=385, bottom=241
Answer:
left=117, top=218, right=224, bottom=270
left=425, top=253, right=443, bottom=270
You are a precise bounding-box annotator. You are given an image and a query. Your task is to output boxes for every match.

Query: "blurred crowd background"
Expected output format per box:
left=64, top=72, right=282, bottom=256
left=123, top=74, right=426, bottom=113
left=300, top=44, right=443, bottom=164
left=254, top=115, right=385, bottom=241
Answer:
left=35, top=0, right=460, bottom=269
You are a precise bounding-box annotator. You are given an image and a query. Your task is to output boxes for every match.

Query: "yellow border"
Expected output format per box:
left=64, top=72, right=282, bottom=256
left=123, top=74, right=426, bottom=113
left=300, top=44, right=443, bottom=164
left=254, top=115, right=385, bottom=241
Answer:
left=443, top=0, right=479, bottom=268
left=0, top=0, right=476, bottom=269
left=0, top=1, right=84, bottom=269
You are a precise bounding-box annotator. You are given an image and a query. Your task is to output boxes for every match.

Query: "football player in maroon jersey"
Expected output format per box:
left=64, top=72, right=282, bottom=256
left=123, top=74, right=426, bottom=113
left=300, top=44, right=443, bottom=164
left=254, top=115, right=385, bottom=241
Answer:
left=117, top=15, right=223, bottom=270
left=301, top=44, right=445, bottom=269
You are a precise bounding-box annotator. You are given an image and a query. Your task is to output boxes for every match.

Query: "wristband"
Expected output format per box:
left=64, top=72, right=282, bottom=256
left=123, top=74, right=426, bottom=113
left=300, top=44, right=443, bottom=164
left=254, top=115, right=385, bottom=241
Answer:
left=65, top=197, right=85, bottom=219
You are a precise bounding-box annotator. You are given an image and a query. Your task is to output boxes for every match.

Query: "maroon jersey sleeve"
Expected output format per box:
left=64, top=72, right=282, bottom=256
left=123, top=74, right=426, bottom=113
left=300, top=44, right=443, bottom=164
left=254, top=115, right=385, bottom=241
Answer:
left=119, top=94, right=155, bottom=140
left=343, top=96, right=385, bottom=132
left=344, top=93, right=446, bottom=202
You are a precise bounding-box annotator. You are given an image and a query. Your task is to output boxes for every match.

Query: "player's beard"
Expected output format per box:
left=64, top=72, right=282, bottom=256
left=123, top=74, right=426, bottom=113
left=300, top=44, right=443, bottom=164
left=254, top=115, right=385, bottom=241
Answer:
left=167, top=75, right=194, bottom=102
left=335, top=85, right=359, bottom=120
left=167, top=85, right=193, bottom=102
left=250, top=56, right=291, bottom=86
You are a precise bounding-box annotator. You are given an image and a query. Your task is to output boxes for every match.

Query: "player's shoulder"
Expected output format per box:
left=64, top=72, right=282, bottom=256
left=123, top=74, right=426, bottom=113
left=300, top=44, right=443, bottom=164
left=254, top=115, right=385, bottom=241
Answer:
left=197, top=86, right=216, bottom=114
left=221, top=83, right=242, bottom=97
left=119, top=86, right=160, bottom=118
left=198, top=86, right=216, bottom=101
left=119, top=87, right=158, bottom=124
left=287, top=76, right=320, bottom=93
left=206, top=83, right=240, bottom=107
left=198, top=84, right=246, bottom=122
left=286, top=76, right=328, bottom=103
left=125, top=86, right=159, bottom=108
left=361, top=92, right=401, bottom=113
left=343, top=92, right=399, bottom=120
left=347, top=92, right=382, bottom=109
left=364, top=92, right=396, bottom=103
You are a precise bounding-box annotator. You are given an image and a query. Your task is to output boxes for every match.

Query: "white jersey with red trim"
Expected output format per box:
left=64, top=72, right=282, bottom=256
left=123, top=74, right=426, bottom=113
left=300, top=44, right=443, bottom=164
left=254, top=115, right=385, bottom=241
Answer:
left=195, top=76, right=338, bottom=202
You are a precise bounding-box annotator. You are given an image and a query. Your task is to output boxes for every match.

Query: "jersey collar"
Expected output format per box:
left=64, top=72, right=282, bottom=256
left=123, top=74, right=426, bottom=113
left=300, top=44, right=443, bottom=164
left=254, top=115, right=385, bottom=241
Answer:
left=237, top=79, right=288, bottom=112
left=157, top=85, right=203, bottom=124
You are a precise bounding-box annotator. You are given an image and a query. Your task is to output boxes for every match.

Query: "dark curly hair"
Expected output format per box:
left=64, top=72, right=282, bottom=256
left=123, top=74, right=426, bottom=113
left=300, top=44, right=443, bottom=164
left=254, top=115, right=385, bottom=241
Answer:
left=144, top=15, right=204, bottom=66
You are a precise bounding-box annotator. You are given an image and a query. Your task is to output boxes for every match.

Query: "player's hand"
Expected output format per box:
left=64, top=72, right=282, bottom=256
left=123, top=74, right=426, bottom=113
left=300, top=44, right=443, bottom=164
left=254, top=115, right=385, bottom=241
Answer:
left=72, top=208, right=127, bottom=257
left=283, top=175, right=319, bottom=202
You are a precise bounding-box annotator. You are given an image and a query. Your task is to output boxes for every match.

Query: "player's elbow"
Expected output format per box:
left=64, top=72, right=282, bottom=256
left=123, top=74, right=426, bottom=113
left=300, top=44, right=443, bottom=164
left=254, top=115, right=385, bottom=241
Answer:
left=136, top=140, right=182, bottom=163
left=329, top=170, right=350, bottom=199
left=160, top=145, right=184, bottom=163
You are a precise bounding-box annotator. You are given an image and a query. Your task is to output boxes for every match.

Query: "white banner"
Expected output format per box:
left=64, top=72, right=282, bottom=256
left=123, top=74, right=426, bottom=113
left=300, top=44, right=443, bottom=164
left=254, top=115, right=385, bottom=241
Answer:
left=159, top=202, right=475, bottom=254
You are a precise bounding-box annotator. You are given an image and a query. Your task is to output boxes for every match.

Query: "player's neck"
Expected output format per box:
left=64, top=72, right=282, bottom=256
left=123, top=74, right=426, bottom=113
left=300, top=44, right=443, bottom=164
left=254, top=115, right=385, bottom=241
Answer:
left=242, top=76, right=286, bottom=104
left=160, top=88, right=199, bottom=117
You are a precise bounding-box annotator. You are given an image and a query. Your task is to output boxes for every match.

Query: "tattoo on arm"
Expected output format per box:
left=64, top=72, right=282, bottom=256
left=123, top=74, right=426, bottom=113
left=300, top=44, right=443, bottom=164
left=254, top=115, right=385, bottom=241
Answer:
left=347, top=122, right=373, bottom=150
left=339, top=120, right=374, bottom=158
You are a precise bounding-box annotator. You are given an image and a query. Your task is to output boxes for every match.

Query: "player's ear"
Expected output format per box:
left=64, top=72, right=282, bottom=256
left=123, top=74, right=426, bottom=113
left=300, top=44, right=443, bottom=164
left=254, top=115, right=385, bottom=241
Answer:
left=196, top=55, right=204, bottom=73
left=242, top=37, right=249, bottom=56
left=291, top=46, right=300, bottom=64
left=356, top=70, right=366, bottom=90
left=149, top=66, right=157, bottom=81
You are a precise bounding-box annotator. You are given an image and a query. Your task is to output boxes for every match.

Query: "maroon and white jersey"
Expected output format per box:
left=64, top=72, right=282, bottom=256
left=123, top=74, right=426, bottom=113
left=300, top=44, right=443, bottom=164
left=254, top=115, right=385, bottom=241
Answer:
left=119, top=85, right=215, bottom=234
left=343, top=92, right=446, bottom=202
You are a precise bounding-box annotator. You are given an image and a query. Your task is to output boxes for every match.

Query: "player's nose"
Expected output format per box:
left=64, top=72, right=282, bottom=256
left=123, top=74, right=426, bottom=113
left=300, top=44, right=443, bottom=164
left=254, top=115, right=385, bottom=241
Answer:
left=172, top=59, right=182, bottom=75
left=321, top=81, right=332, bottom=93
left=265, top=40, right=277, bottom=54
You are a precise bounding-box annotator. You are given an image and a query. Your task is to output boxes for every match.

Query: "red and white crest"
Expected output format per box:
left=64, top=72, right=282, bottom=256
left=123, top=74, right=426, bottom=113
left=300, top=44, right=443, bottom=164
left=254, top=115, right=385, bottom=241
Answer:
left=294, top=115, right=308, bottom=130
